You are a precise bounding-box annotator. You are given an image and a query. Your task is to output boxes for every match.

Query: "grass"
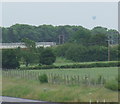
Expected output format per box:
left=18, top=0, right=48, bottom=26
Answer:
left=2, top=77, right=118, bottom=102
left=2, top=57, right=119, bottom=102
left=53, top=57, right=73, bottom=66
left=30, top=67, right=118, bottom=81
left=53, top=57, right=119, bottom=66
left=3, top=67, right=118, bottom=83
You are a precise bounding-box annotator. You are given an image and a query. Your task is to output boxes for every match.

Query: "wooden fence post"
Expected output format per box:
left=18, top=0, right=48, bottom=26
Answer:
left=51, top=73, right=53, bottom=84
left=64, top=75, right=66, bottom=85
left=77, top=75, right=80, bottom=85
left=66, top=75, right=69, bottom=85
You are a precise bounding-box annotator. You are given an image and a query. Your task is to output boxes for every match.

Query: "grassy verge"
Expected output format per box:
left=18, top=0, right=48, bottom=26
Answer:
left=2, top=76, right=118, bottom=102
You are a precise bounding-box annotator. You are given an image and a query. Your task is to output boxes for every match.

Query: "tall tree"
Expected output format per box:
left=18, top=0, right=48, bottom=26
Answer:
left=39, top=48, right=56, bottom=65
left=89, top=33, right=108, bottom=46
left=70, top=28, right=91, bottom=46
left=21, top=38, right=37, bottom=66
left=2, top=49, right=20, bottom=69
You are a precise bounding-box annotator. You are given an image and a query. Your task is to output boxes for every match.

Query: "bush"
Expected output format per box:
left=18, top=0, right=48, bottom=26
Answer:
left=2, top=49, right=20, bottom=69
left=39, top=48, right=56, bottom=65
left=105, top=80, right=118, bottom=91
left=38, top=74, right=48, bottom=83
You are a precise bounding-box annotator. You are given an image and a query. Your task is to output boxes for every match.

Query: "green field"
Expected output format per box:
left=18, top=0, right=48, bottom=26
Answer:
left=53, top=57, right=118, bottom=66
left=30, top=67, right=118, bottom=80
left=2, top=67, right=118, bottom=83
left=2, top=67, right=118, bottom=102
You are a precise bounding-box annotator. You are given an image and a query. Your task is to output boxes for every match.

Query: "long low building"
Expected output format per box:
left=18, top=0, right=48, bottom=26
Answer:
left=0, top=42, right=56, bottom=49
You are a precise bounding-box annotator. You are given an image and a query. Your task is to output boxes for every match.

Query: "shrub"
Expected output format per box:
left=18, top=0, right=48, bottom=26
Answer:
left=39, top=48, right=56, bottom=65
left=105, top=80, right=118, bottom=91
left=38, top=74, right=48, bottom=83
left=2, top=49, right=20, bottom=69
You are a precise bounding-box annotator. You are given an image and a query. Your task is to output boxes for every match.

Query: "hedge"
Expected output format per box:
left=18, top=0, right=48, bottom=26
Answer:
left=19, top=61, right=120, bottom=70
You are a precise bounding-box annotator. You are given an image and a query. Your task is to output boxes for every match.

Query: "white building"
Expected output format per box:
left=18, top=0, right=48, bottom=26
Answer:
left=0, top=42, right=56, bottom=49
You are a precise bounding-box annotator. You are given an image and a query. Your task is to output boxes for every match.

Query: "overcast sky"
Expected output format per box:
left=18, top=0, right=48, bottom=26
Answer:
left=1, top=2, right=118, bottom=30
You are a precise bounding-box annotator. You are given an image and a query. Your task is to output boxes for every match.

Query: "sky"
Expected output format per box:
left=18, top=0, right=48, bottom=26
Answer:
left=1, top=2, right=118, bottom=30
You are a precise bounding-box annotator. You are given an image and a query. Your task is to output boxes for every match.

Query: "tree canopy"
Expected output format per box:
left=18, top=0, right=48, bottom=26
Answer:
left=39, top=48, right=56, bottom=65
left=2, top=49, right=20, bottom=69
left=2, top=24, right=120, bottom=45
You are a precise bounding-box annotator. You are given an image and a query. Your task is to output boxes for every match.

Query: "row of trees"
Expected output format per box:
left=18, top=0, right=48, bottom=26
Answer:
left=53, top=43, right=119, bottom=62
left=1, top=24, right=120, bottom=45
left=2, top=42, right=119, bottom=69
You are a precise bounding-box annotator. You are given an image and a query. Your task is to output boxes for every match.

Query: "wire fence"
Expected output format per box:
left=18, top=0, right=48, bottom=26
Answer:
left=2, top=69, right=106, bottom=86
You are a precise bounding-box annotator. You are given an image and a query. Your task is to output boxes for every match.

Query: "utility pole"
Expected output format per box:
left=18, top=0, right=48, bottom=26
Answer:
left=108, top=36, right=112, bottom=61
left=59, top=35, right=64, bottom=44
left=108, top=39, right=110, bottom=61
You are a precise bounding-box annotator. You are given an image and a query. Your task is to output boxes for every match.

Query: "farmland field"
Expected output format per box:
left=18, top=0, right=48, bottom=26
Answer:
left=3, top=67, right=118, bottom=81
left=2, top=67, right=118, bottom=102
left=30, top=67, right=118, bottom=80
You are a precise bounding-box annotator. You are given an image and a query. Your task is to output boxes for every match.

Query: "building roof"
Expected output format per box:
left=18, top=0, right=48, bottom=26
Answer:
left=0, top=42, right=56, bottom=49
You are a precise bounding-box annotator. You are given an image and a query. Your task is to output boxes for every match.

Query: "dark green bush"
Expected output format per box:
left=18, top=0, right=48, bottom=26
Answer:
left=39, top=48, right=56, bottom=65
left=2, top=49, right=20, bottom=69
left=105, top=80, right=118, bottom=91
left=38, top=74, right=48, bottom=83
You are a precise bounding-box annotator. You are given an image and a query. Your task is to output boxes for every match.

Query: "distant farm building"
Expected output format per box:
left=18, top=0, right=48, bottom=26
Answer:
left=0, top=42, right=56, bottom=49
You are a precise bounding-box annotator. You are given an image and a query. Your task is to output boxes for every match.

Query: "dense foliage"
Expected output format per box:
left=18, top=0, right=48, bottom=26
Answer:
left=2, top=49, right=20, bottom=69
left=20, top=38, right=38, bottom=66
left=54, top=43, right=119, bottom=62
left=2, top=24, right=119, bottom=68
left=2, top=24, right=120, bottom=45
left=105, top=79, right=118, bottom=91
left=39, top=48, right=56, bottom=65
left=38, top=74, right=48, bottom=83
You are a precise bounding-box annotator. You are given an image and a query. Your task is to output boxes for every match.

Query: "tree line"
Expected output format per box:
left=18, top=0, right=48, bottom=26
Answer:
left=53, top=43, right=119, bottom=62
left=2, top=40, right=119, bottom=69
left=1, top=24, right=120, bottom=45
